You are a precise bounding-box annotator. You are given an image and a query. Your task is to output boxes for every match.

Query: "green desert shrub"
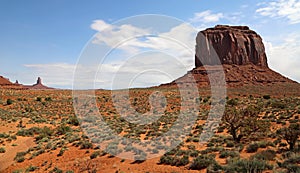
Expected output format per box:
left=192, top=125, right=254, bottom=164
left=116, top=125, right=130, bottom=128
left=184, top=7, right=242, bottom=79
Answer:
left=172, top=155, right=189, bottom=166
left=6, top=99, right=13, bottom=105
left=79, top=140, right=93, bottom=149
left=90, top=151, right=101, bottom=159
left=14, top=152, right=27, bottom=163
left=277, top=153, right=300, bottom=172
left=0, top=147, right=6, bottom=153
left=36, top=97, right=42, bottom=102
left=50, top=167, right=63, bottom=173
left=263, top=95, right=271, bottom=99
left=26, top=165, right=38, bottom=172
left=67, top=116, right=80, bottom=126
left=16, top=127, right=42, bottom=137
left=227, top=98, right=238, bottom=106
left=251, top=149, right=276, bottom=161
left=189, top=150, right=199, bottom=157
left=159, top=155, right=189, bottom=166
left=246, top=143, right=259, bottom=153
left=35, top=126, right=53, bottom=141
left=225, top=141, right=235, bottom=148
left=56, top=124, right=72, bottom=135
left=224, top=158, right=272, bottom=173
left=190, top=155, right=216, bottom=170
left=57, top=147, right=67, bottom=157
left=0, top=133, right=9, bottom=138
left=45, top=97, right=52, bottom=101
left=271, top=101, right=286, bottom=109
left=159, top=155, right=174, bottom=165
left=219, top=150, right=239, bottom=158
left=30, top=149, right=45, bottom=159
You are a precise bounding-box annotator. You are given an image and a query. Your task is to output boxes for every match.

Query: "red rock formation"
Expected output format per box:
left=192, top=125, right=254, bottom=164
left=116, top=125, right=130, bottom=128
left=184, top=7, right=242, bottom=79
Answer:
left=161, top=25, right=297, bottom=88
left=25, top=77, right=54, bottom=90
left=36, top=77, right=42, bottom=85
left=195, top=25, right=268, bottom=67
left=0, top=76, right=24, bottom=89
left=0, top=76, right=13, bottom=85
left=162, top=64, right=296, bottom=88
left=0, top=76, right=54, bottom=90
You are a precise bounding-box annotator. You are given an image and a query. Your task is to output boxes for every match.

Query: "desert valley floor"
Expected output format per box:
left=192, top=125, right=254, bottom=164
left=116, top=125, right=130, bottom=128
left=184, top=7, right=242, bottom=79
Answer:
left=0, top=83, right=299, bottom=173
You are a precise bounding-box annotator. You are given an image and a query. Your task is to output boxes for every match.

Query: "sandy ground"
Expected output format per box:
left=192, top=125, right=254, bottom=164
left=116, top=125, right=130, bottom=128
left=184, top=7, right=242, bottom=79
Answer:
left=0, top=136, right=34, bottom=172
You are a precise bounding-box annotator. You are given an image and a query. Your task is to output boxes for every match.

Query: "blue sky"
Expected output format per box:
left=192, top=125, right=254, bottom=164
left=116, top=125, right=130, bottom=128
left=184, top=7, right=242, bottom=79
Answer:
left=0, top=0, right=299, bottom=89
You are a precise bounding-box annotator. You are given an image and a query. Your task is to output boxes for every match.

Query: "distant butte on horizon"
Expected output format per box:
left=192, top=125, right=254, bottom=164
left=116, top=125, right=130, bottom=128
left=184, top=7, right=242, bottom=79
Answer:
left=0, top=76, right=54, bottom=90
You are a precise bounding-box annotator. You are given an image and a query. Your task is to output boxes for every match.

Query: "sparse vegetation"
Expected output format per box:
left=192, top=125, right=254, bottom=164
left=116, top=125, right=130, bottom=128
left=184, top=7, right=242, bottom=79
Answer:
left=189, top=154, right=217, bottom=170
left=246, top=143, right=259, bottom=153
left=263, top=95, right=271, bottom=99
left=0, top=147, right=6, bottom=153
left=224, top=158, right=273, bottom=173
left=26, top=165, right=39, bottom=172
left=223, top=106, right=270, bottom=143
left=277, top=123, right=300, bottom=150
left=6, top=98, right=13, bottom=105
left=0, top=87, right=299, bottom=172
left=14, top=151, right=27, bottom=163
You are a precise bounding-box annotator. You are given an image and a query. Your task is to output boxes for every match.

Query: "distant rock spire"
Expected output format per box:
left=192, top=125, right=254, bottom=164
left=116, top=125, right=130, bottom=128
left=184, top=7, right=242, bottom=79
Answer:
left=37, top=77, right=42, bottom=85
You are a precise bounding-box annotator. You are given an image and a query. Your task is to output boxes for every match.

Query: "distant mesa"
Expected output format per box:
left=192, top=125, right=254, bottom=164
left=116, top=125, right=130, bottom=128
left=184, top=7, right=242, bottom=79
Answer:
left=0, top=76, right=54, bottom=90
left=0, top=76, right=14, bottom=85
left=162, top=25, right=297, bottom=87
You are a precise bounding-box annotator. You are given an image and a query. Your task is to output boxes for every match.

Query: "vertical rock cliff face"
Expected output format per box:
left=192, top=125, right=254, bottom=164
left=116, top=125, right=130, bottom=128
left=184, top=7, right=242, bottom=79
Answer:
left=195, top=25, right=268, bottom=67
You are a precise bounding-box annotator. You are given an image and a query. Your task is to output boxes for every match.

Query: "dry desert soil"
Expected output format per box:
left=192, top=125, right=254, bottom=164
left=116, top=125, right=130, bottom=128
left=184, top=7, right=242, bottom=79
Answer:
left=0, top=83, right=299, bottom=173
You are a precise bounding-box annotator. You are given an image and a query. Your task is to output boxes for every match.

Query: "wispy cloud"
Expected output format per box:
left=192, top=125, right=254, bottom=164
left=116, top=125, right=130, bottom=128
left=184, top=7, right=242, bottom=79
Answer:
left=24, top=10, right=300, bottom=90
left=84, top=20, right=197, bottom=89
left=91, top=20, right=150, bottom=55
left=189, top=10, right=224, bottom=24
left=90, top=20, right=196, bottom=56
left=256, top=0, right=300, bottom=24
left=188, top=10, right=247, bottom=30
left=265, top=33, right=300, bottom=82
left=23, top=21, right=198, bottom=89
left=23, top=63, right=76, bottom=88
left=23, top=53, right=191, bottom=90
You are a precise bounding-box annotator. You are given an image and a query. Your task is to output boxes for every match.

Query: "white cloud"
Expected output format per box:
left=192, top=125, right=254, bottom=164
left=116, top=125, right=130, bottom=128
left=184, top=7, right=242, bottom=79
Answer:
left=23, top=53, right=191, bottom=90
left=106, top=52, right=188, bottom=89
left=256, top=0, right=300, bottom=24
left=87, top=21, right=197, bottom=89
left=22, top=21, right=198, bottom=90
left=23, top=63, right=76, bottom=88
left=189, top=10, right=224, bottom=24
left=23, top=18, right=300, bottom=89
left=264, top=33, right=300, bottom=82
left=90, top=20, right=112, bottom=32
left=91, top=20, right=150, bottom=54
left=90, top=20, right=196, bottom=58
